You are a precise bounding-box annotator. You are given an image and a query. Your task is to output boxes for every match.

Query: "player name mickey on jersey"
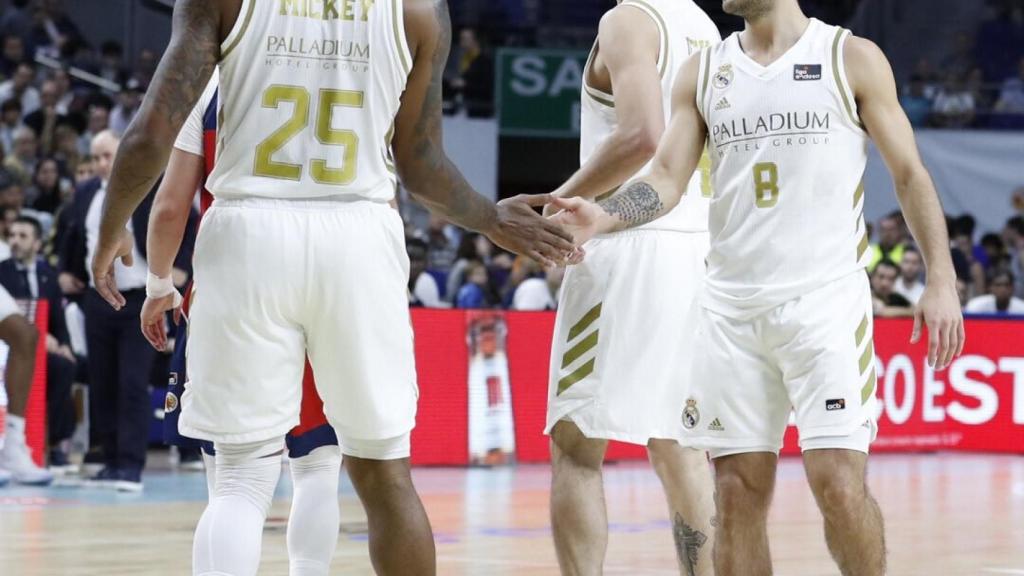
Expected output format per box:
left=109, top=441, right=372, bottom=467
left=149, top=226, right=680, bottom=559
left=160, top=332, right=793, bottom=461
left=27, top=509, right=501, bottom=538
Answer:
left=278, top=0, right=373, bottom=21
left=710, top=110, right=832, bottom=155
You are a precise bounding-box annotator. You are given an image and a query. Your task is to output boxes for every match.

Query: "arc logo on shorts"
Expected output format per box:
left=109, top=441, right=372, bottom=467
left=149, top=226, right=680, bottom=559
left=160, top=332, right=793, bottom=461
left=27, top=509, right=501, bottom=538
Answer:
left=682, top=398, right=700, bottom=429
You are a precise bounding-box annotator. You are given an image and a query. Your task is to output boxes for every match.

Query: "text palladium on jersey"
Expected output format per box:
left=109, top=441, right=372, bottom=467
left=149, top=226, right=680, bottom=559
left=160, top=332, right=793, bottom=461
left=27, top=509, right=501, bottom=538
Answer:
left=279, top=0, right=373, bottom=22
left=711, top=110, right=832, bottom=144
left=267, top=36, right=370, bottom=60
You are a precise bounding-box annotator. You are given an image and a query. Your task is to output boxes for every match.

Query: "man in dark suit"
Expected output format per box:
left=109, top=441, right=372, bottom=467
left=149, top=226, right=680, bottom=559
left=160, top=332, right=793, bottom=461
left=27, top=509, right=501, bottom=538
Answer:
left=59, top=130, right=194, bottom=491
left=1, top=215, right=77, bottom=471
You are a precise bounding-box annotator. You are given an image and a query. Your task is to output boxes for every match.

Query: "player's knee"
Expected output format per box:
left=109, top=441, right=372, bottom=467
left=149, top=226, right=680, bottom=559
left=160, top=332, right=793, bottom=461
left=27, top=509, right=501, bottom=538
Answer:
left=646, top=440, right=704, bottom=471
left=212, top=438, right=284, bottom=516
left=7, top=319, right=37, bottom=355
left=550, top=422, right=606, bottom=472
left=814, top=476, right=867, bottom=522
left=345, top=455, right=413, bottom=493
left=715, top=469, right=771, bottom=517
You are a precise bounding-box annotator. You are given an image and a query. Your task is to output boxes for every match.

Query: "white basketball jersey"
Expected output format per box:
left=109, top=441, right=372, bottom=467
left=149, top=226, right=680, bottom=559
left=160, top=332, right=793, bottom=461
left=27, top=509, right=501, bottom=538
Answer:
left=696, top=19, right=870, bottom=318
left=208, top=0, right=410, bottom=201
left=580, top=0, right=720, bottom=233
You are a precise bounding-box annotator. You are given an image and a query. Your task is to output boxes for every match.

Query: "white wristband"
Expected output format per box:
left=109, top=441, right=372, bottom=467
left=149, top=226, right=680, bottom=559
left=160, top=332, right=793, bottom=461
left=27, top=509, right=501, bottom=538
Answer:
left=146, top=272, right=175, bottom=299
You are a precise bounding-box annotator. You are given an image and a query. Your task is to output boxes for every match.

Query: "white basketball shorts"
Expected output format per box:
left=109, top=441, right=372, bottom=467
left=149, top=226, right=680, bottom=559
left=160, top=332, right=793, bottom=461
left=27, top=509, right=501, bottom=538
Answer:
left=545, top=229, right=709, bottom=445
left=681, top=270, right=879, bottom=457
left=179, top=198, right=418, bottom=450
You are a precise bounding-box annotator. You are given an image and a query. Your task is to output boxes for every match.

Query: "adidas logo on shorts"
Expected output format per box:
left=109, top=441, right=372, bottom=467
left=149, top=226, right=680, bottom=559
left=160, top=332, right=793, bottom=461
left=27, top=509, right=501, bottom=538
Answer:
left=714, top=97, right=731, bottom=111
left=708, top=418, right=724, bottom=432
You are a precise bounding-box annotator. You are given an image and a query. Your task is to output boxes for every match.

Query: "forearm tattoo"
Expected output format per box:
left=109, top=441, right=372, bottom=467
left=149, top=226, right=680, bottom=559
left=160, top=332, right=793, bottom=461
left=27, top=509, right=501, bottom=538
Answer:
left=597, top=181, right=664, bottom=229
left=673, top=512, right=708, bottom=576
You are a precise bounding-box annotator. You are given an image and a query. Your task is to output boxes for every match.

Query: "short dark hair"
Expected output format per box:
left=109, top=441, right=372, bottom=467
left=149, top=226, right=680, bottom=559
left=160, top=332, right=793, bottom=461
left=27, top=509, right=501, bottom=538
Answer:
left=12, top=215, right=41, bottom=240
left=1, top=98, right=21, bottom=114
left=873, top=259, right=900, bottom=274
left=903, top=244, right=920, bottom=256
left=953, top=214, right=976, bottom=237
left=980, top=233, right=1004, bottom=251
left=1006, top=216, right=1024, bottom=236
left=406, top=237, right=428, bottom=258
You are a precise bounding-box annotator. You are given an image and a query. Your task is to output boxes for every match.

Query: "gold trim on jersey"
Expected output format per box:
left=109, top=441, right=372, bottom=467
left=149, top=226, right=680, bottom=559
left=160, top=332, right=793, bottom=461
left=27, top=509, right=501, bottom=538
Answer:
left=852, top=181, right=865, bottom=209
left=621, top=0, right=669, bottom=78
left=392, top=0, right=410, bottom=76
left=699, top=48, right=712, bottom=112
left=831, top=28, right=865, bottom=130
left=221, top=0, right=256, bottom=61
left=581, top=39, right=616, bottom=108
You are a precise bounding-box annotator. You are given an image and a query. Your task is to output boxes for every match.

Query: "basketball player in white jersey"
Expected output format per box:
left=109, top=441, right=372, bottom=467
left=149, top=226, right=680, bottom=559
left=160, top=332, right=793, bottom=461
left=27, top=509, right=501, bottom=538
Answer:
left=90, top=1, right=574, bottom=574
left=543, top=1, right=719, bottom=574
left=142, top=70, right=346, bottom=576
left=551, top=1, right=965, bottom=574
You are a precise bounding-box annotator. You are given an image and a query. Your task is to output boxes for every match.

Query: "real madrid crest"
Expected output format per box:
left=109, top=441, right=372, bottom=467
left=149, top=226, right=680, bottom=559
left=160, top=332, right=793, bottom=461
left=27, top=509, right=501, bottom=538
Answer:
left=682, top=398, right=700, bottom=429
left=713, top=64, right=733, bottom=90
left=165, top=391, right=179, bottom=413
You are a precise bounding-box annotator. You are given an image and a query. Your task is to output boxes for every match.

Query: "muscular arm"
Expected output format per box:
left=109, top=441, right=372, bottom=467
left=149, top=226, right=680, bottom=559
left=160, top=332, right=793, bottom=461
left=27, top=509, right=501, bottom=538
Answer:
left=847, top=38, right=954, bottom=285
left=97, top=0, right=221, bottom=259
left=572, top=54, right=706, bottom=235
left=553, top=6, right=664, bottom=201
left=393, top=0, right=572, bottom=263
left=147, top=149, right=204, bottom=279
left=846, top=36, right=963, bottom=367
left=393, top=0, right=497, bottom=232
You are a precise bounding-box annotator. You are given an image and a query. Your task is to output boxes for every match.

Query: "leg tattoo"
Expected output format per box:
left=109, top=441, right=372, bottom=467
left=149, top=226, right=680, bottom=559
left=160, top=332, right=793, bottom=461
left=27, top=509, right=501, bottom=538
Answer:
left=673, top=512, right=708, bottom=576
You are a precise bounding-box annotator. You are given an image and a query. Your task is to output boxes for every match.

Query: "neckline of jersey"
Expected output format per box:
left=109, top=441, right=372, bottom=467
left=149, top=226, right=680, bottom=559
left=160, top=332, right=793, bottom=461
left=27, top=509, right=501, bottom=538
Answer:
left=730, top=17, right=819, bottom=79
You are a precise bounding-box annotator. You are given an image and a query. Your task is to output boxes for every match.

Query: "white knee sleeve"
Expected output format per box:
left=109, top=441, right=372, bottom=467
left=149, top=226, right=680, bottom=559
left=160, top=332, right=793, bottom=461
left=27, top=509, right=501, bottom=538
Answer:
left=287, top=445, right=342, bottom=576
left=193, top=438, right=284, bottom=576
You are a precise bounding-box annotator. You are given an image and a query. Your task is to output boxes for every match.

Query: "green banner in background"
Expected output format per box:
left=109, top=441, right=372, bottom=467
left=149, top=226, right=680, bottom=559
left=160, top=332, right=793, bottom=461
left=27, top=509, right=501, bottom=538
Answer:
left=496, top=48, right=589, bottom=138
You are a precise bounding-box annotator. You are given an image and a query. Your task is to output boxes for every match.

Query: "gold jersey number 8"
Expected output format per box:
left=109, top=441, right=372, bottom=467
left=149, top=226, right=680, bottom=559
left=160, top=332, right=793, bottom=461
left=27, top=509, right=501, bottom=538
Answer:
left=753, top=162, right=779, bottom=208
left=254, top=85, right=363, bottom=186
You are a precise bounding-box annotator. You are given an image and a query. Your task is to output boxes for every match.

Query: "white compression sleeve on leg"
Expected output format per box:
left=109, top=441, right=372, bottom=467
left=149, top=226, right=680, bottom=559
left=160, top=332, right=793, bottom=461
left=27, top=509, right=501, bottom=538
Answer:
left=203, top=451, right=216, bottom=499
left=193, top=438, right=284, bottom=576
left=287, top=445, right=342, bottom=576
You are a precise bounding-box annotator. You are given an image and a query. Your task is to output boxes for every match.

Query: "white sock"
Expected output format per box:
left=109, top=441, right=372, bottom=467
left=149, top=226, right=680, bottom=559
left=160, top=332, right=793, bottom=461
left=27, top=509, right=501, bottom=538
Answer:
left=193, top=439, right=283, bottom=576
left=287, top=446, right=342, bottom=576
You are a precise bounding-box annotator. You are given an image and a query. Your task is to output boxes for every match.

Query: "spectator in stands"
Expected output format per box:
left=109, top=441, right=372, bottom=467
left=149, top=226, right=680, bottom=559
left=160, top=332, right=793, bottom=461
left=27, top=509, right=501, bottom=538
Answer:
left=24, top=80, right=68, bottom=155
left=940, top=31, right=976, bottom=81
left=869, top=212, right=906, bottom=270
left=0, top=63, right=41, bottom=117
left=407, top=237, right=446, bottom=308
left=980, top=233, right=1009, bottom=272
left=901, top=75, right=934, bottom=127
left=133, top=48, right=158, bottom=87
left=444, top=28, right=494, bottom=117
left=0, top=2, right=33, bottom=49
left=109, top=79, right=144, bottom=136
left=965, top=270, right=1024, bottom=315
left=932, top=71, right=976, bottom=128
left=906, top=58, right=940, bottom=100
left=966, top=68, right=993, bottom=112
left=951, top=214, right=987, bottom=297
left=0, top=34, right=26, bottom=79
left=59, top=130, right=157, bottom=491
left=72, top=157, right=92, bottom=186
left=894, top=246, right=925, bottom=306
left=0, top=215, right=77, bottom=471
left=29, top=0, right=82, bottom=58
left=511, top=262, right=563, bottom=311
left=0, top=98, right=23, bottom=154
left=456, top=261, right=496, bottom=309
left=26, top=156, right=66, bottom=214
left=52, top=122, right=80, bottom=174
left=425, top=213, right=459, bottom=271
left=994, top=57, right=1024, bottom=113
left=1003, top=215, right=1024, bottom=297
left=975, top=1, right=1024, bottom=84
left=78, top=102, right=110, bottom=157
left=51, top=68, right=74, bottom=115
left=447, top=232, right=493, bottom=304
left=3, top=126, right=38, bottom=186
left=97, top=41, right=128, bottom=87
left=871, top=260, right=914, bottom=318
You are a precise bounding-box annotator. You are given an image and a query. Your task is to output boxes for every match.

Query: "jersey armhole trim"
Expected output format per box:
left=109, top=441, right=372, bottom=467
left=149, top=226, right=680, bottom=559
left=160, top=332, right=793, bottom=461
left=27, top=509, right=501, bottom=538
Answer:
left=619, top=1, right=669, bottom=79
left=697, top=47, right=712, bottom=122
left=220, top=0, right=255, bottom=62
left=832, top=28, right=865, bottom=132
left=582, top=40, right=615, bottom=108
left=392, top=0, right=413, bottom=78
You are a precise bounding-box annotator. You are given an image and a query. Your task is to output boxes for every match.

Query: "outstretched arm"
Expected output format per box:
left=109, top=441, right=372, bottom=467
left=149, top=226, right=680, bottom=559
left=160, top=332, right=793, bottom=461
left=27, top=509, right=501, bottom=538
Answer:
left=551, top=53, right=707, bottom=239
left=393, top=0, right=573, bottom=266
left=552, top=5, right=664, bottom=202
left=92, top=0, right=223, bottom=308
left=846, top=36, right=964, bottom=369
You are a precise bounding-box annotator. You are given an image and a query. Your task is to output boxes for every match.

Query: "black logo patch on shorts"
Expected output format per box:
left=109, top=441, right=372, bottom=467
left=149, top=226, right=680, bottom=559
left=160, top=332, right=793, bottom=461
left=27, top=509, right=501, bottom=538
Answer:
left=826, top=398, right=846, bottom=411
left=794, top=64, right=822, bottom=81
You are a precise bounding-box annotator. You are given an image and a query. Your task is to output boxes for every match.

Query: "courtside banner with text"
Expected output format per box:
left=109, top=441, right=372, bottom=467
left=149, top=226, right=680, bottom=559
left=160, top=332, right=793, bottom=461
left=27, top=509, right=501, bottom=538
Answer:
left=495, top=48, right=588, bottom=138
left=410, top=312, right=1024, bottom=465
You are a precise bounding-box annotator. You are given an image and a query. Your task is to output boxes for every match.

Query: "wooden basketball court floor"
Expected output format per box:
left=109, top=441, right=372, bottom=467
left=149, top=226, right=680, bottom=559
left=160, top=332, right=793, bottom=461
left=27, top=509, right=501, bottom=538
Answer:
left=1, top=453, right=1021, bottom=575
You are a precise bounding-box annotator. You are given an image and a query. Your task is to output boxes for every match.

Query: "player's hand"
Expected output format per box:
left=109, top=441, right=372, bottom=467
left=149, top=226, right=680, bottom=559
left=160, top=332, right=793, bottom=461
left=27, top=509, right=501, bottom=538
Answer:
left=490, top=194, right=575, bottom=268
left=140, top=291, right=183, bottom=352
left=547, top=196, right=606, bottom=250
left=91, top=228, right=135, bottom=310
left=58, top=272, right=85, bottom=295
left=911, top=281, right=965, bottom=371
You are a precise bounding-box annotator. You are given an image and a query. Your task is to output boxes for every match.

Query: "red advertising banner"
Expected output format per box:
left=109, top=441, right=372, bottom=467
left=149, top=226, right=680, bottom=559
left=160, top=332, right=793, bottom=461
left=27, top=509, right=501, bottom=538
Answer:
left=410, top=310, right=1024, bottom=466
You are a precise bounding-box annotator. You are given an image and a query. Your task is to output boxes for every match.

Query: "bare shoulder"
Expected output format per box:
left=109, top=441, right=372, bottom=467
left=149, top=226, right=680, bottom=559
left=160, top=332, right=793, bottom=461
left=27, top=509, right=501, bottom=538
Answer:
left=599, top=3, right=660, bottom=51
left=672, top=51, right=703, bottom=101
left=842, top=35, right=894, bottom=94
left=402, top=0, right=446, bottom=59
